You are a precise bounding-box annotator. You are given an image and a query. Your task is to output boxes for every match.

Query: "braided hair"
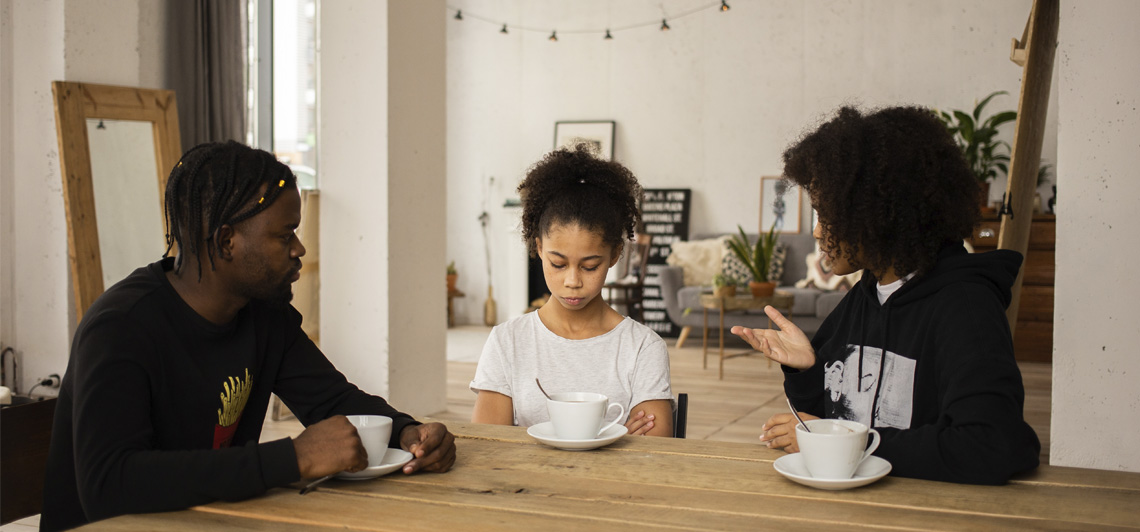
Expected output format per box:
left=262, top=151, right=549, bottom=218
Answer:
left=518, top=144, right=642, bottom=258
left=163, top=141, right=296, bottom=278
left=782, top=106, right=980, bottom=278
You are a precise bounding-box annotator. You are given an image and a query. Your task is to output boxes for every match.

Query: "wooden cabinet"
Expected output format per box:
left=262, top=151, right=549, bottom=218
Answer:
left=969, top=214, right=1055, bottom=363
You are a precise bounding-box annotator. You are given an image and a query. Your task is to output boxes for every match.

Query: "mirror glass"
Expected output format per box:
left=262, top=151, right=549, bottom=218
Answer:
left=53, top=81, right=181, bottom=321
left=85, top=118, right=166, bottom=289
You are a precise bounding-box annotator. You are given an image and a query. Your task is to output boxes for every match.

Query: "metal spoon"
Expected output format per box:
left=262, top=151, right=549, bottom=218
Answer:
left=786, top=397, right=811, bottom=433
left=536, top=378, right=552, bottom=400
left=299, top=473, right=334, bottom=495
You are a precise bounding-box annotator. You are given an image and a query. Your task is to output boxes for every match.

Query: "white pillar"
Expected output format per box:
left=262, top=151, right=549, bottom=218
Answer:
left=319, top=0, right=446, bottom=415
left=1052, top=0, right=1140, bottom=472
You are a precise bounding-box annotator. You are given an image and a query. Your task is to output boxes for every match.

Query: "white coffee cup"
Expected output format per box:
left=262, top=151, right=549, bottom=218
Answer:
left=547, top=392, right=626, bottom=440
left=796, top=418, right=880, bottom=480
left=346, top=415, right=393, bottom=467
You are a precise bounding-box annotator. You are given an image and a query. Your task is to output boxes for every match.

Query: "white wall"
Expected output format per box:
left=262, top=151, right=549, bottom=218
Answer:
left=446, top=0, right=1056, bottom=324
left=1052, top=0, right=1140, bottom=472
left=0, top=0, right=165, bottom=394
left=319, top=0, right=447, bottom=415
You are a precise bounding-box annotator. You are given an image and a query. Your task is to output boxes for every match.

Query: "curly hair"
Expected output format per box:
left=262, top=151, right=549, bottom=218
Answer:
left=163, top=141, right=296, bottom=279
left=782, top=106, right=981, bottom=278
left=518, top=144, right=642, bottom=258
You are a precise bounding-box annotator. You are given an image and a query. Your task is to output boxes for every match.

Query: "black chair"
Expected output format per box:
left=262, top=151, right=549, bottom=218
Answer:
left=673, top=393, right=688, bottom=438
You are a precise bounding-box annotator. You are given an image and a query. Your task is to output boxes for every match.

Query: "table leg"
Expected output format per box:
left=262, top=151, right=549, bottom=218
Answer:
left=702, top=308, right=710, bottom=369
left=718, top=304, right=726, bottom=380
left=447, top=294, right=454, bottom=327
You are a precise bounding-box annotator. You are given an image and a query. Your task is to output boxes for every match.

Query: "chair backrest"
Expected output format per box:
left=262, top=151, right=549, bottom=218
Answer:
left=673, top=393, right=688, bottom=438
left=624, top=233, right=652, bottom=283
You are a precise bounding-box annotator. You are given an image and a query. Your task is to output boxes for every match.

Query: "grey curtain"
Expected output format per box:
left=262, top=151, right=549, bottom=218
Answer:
left=165, top=0, right=246, bottom=152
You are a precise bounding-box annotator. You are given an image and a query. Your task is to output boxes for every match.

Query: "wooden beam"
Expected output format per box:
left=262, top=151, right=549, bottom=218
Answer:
left=998, top=0, right=1059, bottom=332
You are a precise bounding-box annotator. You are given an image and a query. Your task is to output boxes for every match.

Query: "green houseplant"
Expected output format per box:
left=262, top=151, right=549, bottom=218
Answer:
left=935, top=91, right=1017, bottom=207
left=446, top=261, right=458, bottom=292
left=711, top=273, right=737, bottom=298
left=726, top=222, right=779, bottom=298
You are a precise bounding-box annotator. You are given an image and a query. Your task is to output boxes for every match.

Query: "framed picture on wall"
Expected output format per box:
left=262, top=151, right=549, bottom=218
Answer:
left=554, top=121, right=615, bottom=160
left=760, top=176, right=801, bottom=234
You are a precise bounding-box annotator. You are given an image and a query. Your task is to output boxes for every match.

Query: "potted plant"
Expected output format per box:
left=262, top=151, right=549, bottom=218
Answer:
left=446, top=261, right=458, bottom=292
left=934, top=91, right=1018, bottom=210
left=712, top=273, right=737, bottom=298
left=726, top=223, right=779, bottom=298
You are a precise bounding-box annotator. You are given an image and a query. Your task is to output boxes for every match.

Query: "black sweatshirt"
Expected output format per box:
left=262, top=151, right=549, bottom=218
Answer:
left=784, top=243, right=1040, bottom=485
left=41, top=258, right=419, bottom=531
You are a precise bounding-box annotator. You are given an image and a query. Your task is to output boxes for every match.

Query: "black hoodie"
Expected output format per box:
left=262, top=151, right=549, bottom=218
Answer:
left=784, top=243, right=1040, bottom=484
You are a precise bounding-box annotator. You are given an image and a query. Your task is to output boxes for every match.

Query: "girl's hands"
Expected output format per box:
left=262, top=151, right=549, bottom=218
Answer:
left=730, top=306, right=816, bottom=370
left=759, top=411, right=820, bottom=453
left=625, top=410, right=655, bottom=435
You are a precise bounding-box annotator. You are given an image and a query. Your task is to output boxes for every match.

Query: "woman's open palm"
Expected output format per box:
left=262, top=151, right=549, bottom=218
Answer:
left=730, top=306, right=815, bottom=369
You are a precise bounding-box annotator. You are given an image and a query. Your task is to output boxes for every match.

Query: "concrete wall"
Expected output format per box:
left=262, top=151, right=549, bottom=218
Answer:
left=1052, top=0, right=1140, bottom=472
left=0, top=0, right=168, bottom=394
left=445, top=0, right=1057, bottom=324
left=319, top=0, right=447, bottom=415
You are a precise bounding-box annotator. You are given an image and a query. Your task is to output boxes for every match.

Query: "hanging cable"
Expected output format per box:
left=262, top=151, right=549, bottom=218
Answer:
left=446, top=2, right=726, bottom=40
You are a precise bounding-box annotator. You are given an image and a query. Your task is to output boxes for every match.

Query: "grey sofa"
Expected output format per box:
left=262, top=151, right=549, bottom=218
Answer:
left=658, top=232, right=846, bottom=346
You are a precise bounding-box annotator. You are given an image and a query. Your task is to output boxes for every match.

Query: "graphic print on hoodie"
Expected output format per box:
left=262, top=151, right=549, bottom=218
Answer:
left=824, top=345, right=914, bottom=429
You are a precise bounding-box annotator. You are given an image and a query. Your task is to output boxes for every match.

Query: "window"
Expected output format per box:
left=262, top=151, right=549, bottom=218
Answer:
left=247, top=0, right=318, bottom=190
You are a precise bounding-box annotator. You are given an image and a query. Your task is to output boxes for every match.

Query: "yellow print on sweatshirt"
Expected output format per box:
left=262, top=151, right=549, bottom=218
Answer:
left=217, top=368, right=253, bottom=427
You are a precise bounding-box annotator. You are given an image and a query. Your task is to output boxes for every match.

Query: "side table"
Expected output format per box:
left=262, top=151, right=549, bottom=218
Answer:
left=447, top=289, right=466, bottom=327
left=699, top=292, right=795, bottom=379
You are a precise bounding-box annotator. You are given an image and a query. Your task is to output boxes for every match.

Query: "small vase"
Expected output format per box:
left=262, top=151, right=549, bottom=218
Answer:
left=748, top=281, right=776, bottom=298
left=446, top=273, right=458, bottom=292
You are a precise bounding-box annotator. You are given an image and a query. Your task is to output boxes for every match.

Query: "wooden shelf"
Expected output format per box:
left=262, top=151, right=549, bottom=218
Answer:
left=969, top=214, right=1055, bottom=363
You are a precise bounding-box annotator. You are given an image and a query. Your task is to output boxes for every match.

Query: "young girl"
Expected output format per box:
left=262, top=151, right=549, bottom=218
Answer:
left=734, top=106, right=1040, bottom=484
left=470, top=145, right=674, bottom=437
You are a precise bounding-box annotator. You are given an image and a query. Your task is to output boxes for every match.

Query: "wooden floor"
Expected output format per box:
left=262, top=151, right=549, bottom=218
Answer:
left=263, top=335, right=1052, bottom=465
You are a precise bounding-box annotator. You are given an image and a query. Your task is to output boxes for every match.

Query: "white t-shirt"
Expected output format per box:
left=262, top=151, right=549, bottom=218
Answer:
left=470, top=312, right=673, bottom=428
left=876, top=272, right=917, bottom=305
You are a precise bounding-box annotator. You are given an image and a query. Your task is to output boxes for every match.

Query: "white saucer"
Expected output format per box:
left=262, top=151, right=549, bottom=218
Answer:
left=527, top=422, right=626, bottom=451
left=336, top=449, right=414, bottom=480
left=773, top=454, right=891, bottom=490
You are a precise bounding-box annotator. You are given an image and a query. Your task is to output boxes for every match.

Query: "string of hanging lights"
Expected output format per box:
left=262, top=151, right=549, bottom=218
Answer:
left=449, top=1, right=729, bottom=40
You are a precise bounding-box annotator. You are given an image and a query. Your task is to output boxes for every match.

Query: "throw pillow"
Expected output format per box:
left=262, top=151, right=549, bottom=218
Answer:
left=720, top=241, right=788, bottom=285
left=769, top=243, right=788, bottom=284
left=666, top=236, right=730, bottom=286
left=794, top=250, right=862, bottom=291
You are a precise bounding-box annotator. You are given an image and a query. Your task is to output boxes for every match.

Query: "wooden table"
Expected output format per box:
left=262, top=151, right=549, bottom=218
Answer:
left=82, top=421, right=1140, bottom=531
left=700, top=292, right=794, bottom=379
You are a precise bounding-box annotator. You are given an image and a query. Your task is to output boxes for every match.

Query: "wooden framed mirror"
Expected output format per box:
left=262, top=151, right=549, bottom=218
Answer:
left=52, top=82, right=182, bottom=322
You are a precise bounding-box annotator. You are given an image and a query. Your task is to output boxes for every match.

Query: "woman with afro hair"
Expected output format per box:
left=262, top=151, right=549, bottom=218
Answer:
left=469, top=145, right=674, bottom=437
left=732, top=106, right=1040, bottom=484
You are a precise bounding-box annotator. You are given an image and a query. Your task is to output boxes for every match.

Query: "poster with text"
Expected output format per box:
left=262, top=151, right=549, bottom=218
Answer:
left=640, top=189, right=691, bottom=337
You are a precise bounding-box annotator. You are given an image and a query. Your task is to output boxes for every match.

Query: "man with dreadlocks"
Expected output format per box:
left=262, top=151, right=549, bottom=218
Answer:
left=42, top=141, right=456, bottom=531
